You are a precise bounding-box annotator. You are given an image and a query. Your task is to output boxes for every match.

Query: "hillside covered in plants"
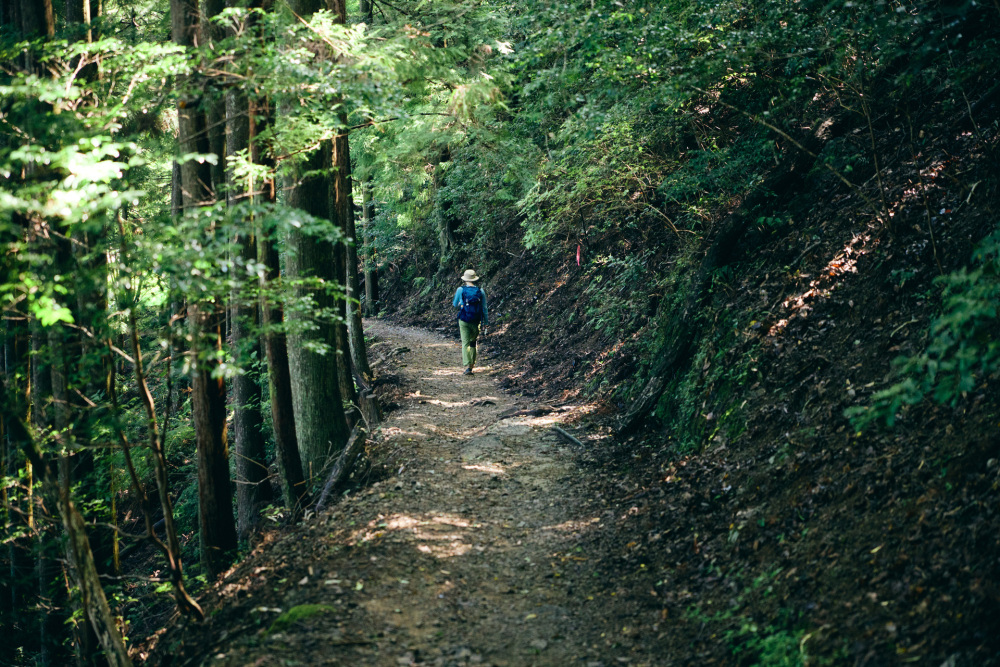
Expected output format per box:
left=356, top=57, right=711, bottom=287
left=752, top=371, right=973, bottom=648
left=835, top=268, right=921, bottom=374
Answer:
left=2, top=0, right=999, bottom=665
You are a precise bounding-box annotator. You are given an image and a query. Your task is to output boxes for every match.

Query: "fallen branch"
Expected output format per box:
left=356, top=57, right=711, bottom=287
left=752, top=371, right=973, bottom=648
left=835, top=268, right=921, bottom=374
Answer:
left=499, top=407, right=553, bottom=420
left=552, top=426, right=583, bottom=447
left=314, top=427, right=366, bottom=514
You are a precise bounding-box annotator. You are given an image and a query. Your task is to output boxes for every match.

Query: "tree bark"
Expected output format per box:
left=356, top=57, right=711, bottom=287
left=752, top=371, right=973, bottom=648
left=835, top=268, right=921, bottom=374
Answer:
left=174, top=0, right=237, bottom=578
left=281, top=0, right=351, bottom=485
left=28, top=319, right=63, bottom=666
left=331, top=133, right=357, bottom=413
left=250, top=95, right=306, bottom=511
left=228, top=83, right=272, bottom=542
left=284, top=0, right=352, bottom=482
left=360, top=178, right=380, bottom=316
left=284, top=139, right=350, bottom=483
left=202, top=0, right=226, bottom=196
left=189, top=303, right=237, bottom=578
left=20, top=0, right=53, bottom=39
left=340, top=135, right=373, bottom=382
left=259, top=235, right=308, bottom=510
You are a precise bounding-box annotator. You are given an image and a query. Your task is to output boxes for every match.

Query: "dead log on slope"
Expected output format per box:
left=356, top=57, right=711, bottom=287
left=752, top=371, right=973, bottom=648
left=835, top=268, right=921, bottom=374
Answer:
left=314, top=426, right=366, bottom=514
left=552, top=426, right=584, bottom=447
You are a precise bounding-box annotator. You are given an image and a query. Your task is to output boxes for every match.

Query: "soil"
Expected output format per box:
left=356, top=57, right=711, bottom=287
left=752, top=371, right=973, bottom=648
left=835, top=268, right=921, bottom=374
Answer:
left=144, top=321, right=669, bottom=666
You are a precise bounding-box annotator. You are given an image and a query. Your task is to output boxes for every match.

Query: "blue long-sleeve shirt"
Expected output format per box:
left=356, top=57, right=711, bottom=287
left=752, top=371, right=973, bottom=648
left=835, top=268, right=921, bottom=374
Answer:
left=452, top=285, right=488, bottom=326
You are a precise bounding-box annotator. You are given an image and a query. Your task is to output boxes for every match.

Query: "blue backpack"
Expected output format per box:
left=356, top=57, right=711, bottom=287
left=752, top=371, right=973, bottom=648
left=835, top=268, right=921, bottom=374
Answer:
left=457, top=286, right=484, bottom=324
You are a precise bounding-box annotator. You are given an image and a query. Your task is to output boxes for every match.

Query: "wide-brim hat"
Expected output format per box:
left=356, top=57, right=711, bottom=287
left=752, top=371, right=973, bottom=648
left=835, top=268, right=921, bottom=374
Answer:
left=461, top=269, right=480, bottom=282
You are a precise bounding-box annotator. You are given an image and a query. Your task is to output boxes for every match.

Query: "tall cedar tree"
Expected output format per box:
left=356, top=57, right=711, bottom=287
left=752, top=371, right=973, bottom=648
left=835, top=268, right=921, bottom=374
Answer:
left=227, top=0, right=274, bottom=540
left=282, top=0, right=350, bottom=484
left=172, top=0, right=238, bottom=578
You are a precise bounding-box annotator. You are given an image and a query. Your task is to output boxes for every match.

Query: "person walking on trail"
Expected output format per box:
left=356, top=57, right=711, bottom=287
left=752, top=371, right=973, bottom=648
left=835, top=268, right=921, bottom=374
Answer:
left=453, top=269, right=489, bottom=375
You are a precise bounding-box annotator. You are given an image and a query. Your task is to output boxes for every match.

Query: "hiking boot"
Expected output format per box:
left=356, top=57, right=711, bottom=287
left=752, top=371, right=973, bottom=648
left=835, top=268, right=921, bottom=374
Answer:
left=463, top=367, right=473, bottom=375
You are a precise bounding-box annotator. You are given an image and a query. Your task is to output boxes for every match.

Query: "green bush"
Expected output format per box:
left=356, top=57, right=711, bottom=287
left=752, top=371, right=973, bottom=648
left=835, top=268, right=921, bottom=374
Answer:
left=849, top=227, right=1000, bottom=427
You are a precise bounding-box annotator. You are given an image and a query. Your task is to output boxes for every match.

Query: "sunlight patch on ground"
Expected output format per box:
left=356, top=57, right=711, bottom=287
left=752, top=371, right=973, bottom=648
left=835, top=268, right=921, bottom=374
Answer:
left=768, top=232, right=874, bottom=337
left=421, top=395, right=500, bottom=408
left=431, top=368, right=465, bottom=376
left=428, top=366, right=494, bottom=378
left=380, top=426, right=429, bottom=439
left=354, top=513, right=478, bottom=559
left=416, top=543, right=472, bottom=557
left=543, top=517, right=602, bottom=533
left=384, top=515, right=421, bottom=530
left=432, top=516, right=471, bottom=528
left=462, top=463, right=506, bottom=475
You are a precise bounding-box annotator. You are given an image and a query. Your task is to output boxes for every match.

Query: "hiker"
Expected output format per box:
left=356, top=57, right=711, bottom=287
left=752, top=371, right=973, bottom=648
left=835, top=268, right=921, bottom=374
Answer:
left=453, top=269, right=489, bottom=375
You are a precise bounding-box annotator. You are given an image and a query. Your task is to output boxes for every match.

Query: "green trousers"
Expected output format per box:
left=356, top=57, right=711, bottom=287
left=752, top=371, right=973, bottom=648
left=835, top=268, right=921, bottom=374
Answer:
left=459, top=320, right=479, bottom=368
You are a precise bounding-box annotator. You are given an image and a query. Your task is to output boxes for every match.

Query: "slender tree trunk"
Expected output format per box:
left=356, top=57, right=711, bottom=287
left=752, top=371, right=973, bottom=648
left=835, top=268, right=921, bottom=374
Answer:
left=259, top=236, right=307, bottom=510
left=49, top=314, right=101, bottom=667
left=174, top=0, right=237, bottom=577
left=29, top=319, right=63, bottom=666
left=251, top=99, right=306, bottom=510
left=1, top=271, right=31, bottom=663
left=326, top=0, right=357, bottom=423
left=20, top=0, right=53, bottom=37
left=340, top=135, right=373, bottom=382
left=111, top=238, right=204, bottom=619
left=333, top=237, right=358, bottom=413
left=202, top=0, right=226, bottom=195
left=188, top=303, right=237, bottom=577
left=360, top=179, right=379, bottom=316
left=228, top=81, right=272, bottom=541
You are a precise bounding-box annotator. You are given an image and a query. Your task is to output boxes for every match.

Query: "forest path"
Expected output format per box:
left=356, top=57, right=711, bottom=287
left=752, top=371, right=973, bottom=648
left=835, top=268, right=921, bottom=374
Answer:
left=205, top=322, right=660, bottom=667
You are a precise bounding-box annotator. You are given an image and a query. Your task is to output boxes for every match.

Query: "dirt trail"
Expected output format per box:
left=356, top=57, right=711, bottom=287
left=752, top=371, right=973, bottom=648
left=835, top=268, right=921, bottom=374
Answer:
left=195, top=322, right=661, bottom=667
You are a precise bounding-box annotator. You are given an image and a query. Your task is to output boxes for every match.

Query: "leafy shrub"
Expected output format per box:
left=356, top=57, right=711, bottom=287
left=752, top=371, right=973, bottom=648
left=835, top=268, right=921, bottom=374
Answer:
left=849, top=227, right=1000, bottom=427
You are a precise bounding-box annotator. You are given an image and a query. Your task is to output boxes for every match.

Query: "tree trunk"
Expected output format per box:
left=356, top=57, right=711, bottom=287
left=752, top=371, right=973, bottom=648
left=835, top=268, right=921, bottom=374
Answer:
left=20, top=0, right=53, bottom=38
left=28, top=320, right=61, bottom=665
left=284, top=139, right=350, bottom=483
left=228, top=82, right=272, bottom=542
left=173, top=0, right=214, bottom=210
left=326, top=0, right=358, bottom=424
left=1, top=258, right=31, bottom=663
left=360, top=179, right=380, bottom=316
left=333, top=233, right=358, bottom=415
left=188, top=303, right=237, bottom=578
left=282, top=0, right=351, bottom=486
left=246, top=93, right=306, bottom=511
left=259, top=234, right=307, bottom=511
left=174, top=0, right=237, bottom=578
left=202, top=0, right=226, bottom=196
left=113, top=253, right=204, bottom=620
left=341, top=135, right=373, bottom=382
